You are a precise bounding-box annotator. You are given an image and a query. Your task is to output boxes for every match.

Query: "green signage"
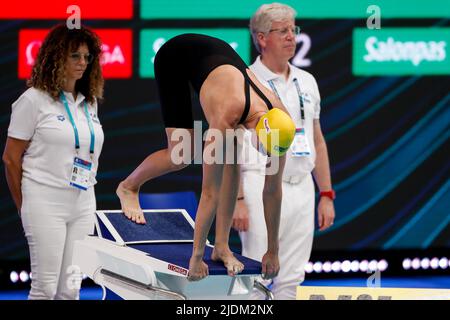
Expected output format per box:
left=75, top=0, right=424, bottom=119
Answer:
left=141, top=0, right=450, bottom=19
left=353, top=28, right=450, bottom=75
left=140, top=29, right=251, bottom=78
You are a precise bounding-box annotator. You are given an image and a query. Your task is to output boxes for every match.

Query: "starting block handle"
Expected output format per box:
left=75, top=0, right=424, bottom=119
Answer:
left=254, top=280, right=274, bottom=300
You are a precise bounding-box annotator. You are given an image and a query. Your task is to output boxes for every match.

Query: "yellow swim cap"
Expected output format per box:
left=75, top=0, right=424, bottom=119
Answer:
left=255, top=108, right=296, bottom=156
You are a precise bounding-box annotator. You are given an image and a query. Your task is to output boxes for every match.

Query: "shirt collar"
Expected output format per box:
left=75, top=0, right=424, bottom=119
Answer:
left=62, top=90, right=86, bottom=105
left=252, top=56, right=295, bottom=83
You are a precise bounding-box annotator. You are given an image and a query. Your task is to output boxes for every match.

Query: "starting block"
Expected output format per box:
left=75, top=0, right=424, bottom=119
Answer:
left=73, top=209, right=272, bottom=300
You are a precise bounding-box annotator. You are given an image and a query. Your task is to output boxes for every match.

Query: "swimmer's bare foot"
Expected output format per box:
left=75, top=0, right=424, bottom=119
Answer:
left=116, top=181, right=146, bottom=224
left=211, top=247, right=244, bottom=277
left=188, top=256, right=209, bottom=281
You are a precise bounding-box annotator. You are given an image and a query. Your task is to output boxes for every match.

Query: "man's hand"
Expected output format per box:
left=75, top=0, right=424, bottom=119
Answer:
left=232, top=199, right=249, bottom=232
left=318, top=197, right=335, bottom=231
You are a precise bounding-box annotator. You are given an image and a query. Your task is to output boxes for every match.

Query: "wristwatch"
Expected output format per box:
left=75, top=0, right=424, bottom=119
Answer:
left=320, top=190, right=336, bottom=200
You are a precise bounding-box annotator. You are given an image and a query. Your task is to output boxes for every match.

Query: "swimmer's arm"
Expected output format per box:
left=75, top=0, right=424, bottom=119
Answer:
left=259, top=155, right=286, bottom=278
left=231, top=171, right=249, bottom=232
left=262, top=155, right=286, bottom=254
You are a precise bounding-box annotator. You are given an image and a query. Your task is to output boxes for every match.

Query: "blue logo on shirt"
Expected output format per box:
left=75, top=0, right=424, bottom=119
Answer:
left=57, top=115, right=65, bottom=121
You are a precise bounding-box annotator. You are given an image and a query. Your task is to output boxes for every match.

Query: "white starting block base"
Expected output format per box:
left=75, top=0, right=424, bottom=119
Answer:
left=73, top=210, right=270, bottom=300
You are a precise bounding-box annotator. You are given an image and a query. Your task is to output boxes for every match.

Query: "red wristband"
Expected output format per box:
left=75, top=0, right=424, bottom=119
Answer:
left=320, top=190, right=336, bottom=200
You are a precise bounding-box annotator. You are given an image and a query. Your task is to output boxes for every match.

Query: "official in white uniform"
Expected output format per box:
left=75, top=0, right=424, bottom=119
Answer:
left=3, top=25, right=104, bottom=300
left=233, top=3, right=336, bottom=300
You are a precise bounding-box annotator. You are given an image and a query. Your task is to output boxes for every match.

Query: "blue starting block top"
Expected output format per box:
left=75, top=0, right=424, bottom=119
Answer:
left=95, top=210, right=262, bottom=276
left=130, top=243, right=262, bottom=275
left=97, top=210, right=194, bottom=243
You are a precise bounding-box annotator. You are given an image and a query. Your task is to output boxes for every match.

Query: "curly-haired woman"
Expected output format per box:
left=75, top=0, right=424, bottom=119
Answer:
left=2, top=24, right=104, bottom=300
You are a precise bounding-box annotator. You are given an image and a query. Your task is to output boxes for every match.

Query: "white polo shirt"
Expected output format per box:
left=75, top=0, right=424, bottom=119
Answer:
left=240, top=56, right=321, bottom=179
left=8, top=87, right=104, bottom=189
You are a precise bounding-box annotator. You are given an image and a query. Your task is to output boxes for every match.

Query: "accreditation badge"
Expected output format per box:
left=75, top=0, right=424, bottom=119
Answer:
left=69, top=157, right=92, bottom=190
left=291, top=128, right=311, bottom=157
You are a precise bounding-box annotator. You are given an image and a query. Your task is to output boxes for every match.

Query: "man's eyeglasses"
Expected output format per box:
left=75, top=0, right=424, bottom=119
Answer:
left=69, top=52, right=94, bottom=64
left=268, top=26, right=301, bottom=37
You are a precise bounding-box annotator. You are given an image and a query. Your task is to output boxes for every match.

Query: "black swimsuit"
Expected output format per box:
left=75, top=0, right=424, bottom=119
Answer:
left=154, top=33, right=273, bottom=128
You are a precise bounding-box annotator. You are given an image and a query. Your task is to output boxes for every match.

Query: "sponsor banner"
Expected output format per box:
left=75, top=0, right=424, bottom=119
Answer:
left=139, top=29, right=250, bottom=78
left=96, top=29, right=133, bottom=78
left=141, top=0, right=450, bottom=19
left=18, top=29, right=132, bottom=79
left=297, top=286, right=450, bottom=300
left=1, top=0, right=133, bottom=19
left=18, top=30, right=48, bottom=79
left=168, top=264, right=188, bottom=276
left=353, top=28, right=450, bottom=75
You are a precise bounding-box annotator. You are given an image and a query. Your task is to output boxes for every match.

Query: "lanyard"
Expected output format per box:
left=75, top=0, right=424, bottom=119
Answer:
left=268, top=78, right=305, bottom=126
left=59, top=92, right=95, bottom=155
left=293, top=78, right=305, bottom=126
left=268, top=79, right=281, bottom=101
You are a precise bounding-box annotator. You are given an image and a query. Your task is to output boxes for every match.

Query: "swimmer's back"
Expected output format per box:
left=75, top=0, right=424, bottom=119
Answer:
left=155, top=33, right=249, bottom=93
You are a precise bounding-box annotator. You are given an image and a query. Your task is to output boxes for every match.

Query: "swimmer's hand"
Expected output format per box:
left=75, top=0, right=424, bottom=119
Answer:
left=261, top=252, right=279, bottom=280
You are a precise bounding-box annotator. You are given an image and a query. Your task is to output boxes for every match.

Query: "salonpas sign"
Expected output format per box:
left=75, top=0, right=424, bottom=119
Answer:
left=353, top=28, right=450, bottom=75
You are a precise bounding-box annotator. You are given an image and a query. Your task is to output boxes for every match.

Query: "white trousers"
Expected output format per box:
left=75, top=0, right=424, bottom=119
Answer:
left=20, top=178, right=96, bottom=300
left=239, top=171, right=315, bottom=300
